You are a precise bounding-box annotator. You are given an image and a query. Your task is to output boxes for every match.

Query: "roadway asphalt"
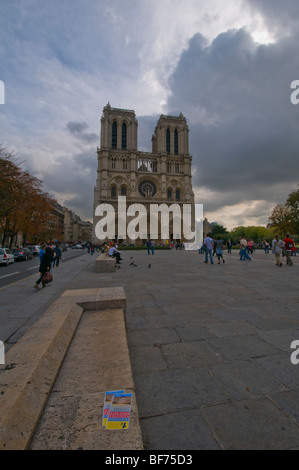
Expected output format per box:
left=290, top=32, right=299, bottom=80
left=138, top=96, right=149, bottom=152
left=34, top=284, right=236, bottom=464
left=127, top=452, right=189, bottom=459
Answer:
left=0, top=248, right=87, bottom=289
left=0, top=248, right=95, bottom=350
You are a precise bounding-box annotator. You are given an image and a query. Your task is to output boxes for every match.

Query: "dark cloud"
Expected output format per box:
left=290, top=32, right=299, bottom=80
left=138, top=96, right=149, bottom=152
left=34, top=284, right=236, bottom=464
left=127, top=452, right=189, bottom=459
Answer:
left=166, top=27, right=299, bottom=223
left=137, top=114, right=159, bottom=151
left=245, top=0, right=299, bottom=35
left=66, top=121, right=98, bottom=144
left=23, top=146, right=97, bottom=221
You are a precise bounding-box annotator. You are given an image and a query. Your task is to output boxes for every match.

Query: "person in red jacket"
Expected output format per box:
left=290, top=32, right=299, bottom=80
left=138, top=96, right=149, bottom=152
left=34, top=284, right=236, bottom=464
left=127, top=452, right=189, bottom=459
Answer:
left=283, top=234, right=294, bottom=266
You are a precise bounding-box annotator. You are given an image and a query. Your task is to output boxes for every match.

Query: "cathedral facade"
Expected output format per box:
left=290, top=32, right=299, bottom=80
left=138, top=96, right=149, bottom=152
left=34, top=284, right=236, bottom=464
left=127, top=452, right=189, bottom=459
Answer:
left=93, top=103, right=195, bottom=243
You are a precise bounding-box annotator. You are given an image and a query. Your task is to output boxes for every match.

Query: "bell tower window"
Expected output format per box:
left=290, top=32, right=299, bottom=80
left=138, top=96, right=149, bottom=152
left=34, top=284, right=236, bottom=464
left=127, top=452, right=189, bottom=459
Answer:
left=174, top=129, right=178, bottom=155
left=122, top=122, right=127, bottom=150
left=166, top=128, right=170, bottom=154
left=112, top=121, right=117, bottom=149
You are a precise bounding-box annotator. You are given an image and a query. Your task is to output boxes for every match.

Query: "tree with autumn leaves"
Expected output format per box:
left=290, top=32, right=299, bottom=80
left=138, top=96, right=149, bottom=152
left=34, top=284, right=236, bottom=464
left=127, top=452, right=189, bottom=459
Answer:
left=0, top=145, right=61, bottom=247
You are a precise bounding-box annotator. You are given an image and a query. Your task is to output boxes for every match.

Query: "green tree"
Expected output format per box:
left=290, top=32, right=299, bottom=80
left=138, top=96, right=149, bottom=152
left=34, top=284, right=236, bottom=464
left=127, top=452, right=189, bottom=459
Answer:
left=228, top=225, right=275, bottom=245
left=210, top=224, right=228, bottom=235
left=269, top=188, right=299, bottom=236
left=286, top=189, right=299, bottom=235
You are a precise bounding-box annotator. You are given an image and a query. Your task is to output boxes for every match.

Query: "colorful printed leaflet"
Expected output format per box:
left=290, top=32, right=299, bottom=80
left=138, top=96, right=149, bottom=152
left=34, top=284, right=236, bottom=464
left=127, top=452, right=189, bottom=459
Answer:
left=102, top=390, right=124, bottom=427
left=105, top=392, right=133, bottom=430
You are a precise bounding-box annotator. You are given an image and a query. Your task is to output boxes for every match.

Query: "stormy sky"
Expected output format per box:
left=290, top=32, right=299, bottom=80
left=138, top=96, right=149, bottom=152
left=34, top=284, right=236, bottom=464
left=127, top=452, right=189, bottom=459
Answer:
left=0, top=0, right=298, bottom=229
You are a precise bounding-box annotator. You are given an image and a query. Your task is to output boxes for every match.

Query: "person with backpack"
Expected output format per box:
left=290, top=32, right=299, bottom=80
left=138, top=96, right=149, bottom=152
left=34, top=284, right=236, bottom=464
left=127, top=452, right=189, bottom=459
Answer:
left=283, top=234, right=294, bottom=266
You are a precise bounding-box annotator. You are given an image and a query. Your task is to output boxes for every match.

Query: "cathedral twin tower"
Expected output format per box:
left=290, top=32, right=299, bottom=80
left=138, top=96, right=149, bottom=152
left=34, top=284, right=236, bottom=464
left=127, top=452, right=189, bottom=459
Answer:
left=93, top=103, right=195, bottom=243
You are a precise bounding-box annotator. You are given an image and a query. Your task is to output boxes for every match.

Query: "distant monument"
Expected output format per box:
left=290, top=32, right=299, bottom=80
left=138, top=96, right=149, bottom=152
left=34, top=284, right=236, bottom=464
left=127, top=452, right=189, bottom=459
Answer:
left=93, top=103, right=195, bottom=243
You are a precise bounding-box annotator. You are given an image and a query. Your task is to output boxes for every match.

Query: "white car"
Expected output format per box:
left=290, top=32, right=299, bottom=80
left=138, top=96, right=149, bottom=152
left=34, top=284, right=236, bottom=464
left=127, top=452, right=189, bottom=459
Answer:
left=0, top=248, right=15, bottom=265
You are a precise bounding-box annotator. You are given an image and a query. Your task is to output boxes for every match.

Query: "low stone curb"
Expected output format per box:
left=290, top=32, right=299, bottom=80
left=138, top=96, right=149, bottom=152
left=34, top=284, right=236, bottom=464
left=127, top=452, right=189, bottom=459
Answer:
left=0, top=287, right=142, bottom=450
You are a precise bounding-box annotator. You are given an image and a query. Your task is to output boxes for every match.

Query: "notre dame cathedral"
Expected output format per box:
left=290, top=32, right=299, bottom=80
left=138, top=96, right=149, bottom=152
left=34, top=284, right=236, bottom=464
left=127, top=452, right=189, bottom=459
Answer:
left=93, top=103, right=195, bottom=243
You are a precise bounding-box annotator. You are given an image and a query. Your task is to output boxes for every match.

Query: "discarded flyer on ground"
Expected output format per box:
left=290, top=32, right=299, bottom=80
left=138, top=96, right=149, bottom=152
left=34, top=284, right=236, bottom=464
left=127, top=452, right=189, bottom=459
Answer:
left=102, top=390, right=124, bottom=427
left=103, top=391, right=133, bottom=430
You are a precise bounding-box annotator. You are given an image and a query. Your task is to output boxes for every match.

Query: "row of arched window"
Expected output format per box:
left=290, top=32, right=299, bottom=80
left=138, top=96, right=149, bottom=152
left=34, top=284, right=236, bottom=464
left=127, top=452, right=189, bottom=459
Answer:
left=111, top=122, right=179, bottom=155
left=167, top=160, right=183, bottom=174
left=168, top=188, right=181, bottom=201
left=109, top=155, right=182, bottom=174
left=111, top=186, right=127, bottom=198
left=110, top=156, right=129, bottom=170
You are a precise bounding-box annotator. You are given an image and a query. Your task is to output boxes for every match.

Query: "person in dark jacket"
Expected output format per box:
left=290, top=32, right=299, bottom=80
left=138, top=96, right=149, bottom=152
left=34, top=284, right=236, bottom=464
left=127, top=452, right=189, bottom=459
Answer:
left=53, top=244, right=62, bottom=267
left=34, top=246, right=52, bottom=290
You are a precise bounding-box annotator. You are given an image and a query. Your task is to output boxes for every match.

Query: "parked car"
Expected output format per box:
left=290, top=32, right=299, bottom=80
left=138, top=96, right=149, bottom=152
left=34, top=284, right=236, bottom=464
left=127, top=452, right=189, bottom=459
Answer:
left=71, top=244, right=82, bottom=249
left=27, top=245, right=41, bottom=256
left=0, top=248, right=15, bottom=265
left=12, top=247, right=34, bottom=261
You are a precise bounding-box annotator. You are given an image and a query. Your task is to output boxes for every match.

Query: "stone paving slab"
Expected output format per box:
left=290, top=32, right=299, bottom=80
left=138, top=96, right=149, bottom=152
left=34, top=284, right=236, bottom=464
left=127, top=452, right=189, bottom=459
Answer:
left=208, top=334, right=281, bottom=361
left=270, top=389, right=299, bottom=425
left=161, top=340, right=222, bottom=368
left=208, top=359, right=284, bottom=400
left=202, top=397, right=299, bottom=450
left=133, top=367, right=228, bottom=417
left=255, top=353, right=299, bottom=388
left=140, top=409, right=221, bottom=450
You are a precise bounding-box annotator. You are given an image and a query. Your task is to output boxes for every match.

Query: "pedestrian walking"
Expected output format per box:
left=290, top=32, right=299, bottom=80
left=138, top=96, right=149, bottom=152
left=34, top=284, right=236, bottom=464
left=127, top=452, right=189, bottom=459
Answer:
left=272, top=235, right=284, bottom=266
left=248, top=239, right=254, bottom=255
left=147, top=239, right=155, bottom=255
left=239, top=237, right=251, bottom=261
left=215, top=237, right=225, bottom=264
left=203, top=234, right=214, bottom=264
left=34, top=246, right=53, bottom=290
left=39, top=243, right=45, bottom=262
left=283, top=234, right=294, bottom=266
left=53, top=244, right=62, bottom=267
left=212, top=239, right=217, bottom=257
left=50, top=246, right=56, bottom=272
left=263, top=239, right=270, bottom=254
left=227, top=239, right=232, bottom=253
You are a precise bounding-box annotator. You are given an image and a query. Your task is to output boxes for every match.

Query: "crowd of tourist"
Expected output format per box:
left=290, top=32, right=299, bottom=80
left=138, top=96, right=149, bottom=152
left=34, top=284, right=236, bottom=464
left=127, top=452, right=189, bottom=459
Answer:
left=201, top=233, right=297, bottom=266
